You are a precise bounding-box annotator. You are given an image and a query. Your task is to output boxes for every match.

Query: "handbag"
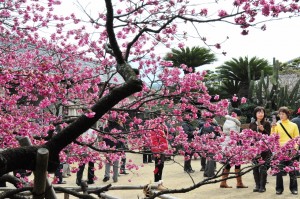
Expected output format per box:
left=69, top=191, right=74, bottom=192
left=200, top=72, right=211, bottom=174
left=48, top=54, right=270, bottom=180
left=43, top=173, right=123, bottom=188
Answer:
left=279, top=123, right=292, bottom=139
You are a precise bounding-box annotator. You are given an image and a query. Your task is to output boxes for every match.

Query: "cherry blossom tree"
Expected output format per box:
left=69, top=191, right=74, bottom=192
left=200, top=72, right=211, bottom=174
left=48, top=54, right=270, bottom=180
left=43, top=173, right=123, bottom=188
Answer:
left=0, top=0, right=300, bottom=198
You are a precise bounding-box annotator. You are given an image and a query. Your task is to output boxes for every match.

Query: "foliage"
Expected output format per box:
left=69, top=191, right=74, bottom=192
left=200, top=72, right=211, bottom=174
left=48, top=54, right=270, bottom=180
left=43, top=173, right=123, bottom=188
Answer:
left=216, top=56, right=272, bottom=98
left=202, top=70, right=226, bottom=98
left=250, top=58, right=300, bottom=111
left=239, top=102, right=257, bottom=123
left=164, top=46, right=217, bottom=74
left=279, top=57, right=300, bottom=75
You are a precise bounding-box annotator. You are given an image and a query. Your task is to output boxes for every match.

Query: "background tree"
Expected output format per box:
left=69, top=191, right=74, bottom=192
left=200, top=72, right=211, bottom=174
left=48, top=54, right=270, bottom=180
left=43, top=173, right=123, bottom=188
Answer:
left=164, top=46, right=217, bottom=74
left=279, top=57, right=300, bottom=75
left=216, top=56, right=272, bottom=98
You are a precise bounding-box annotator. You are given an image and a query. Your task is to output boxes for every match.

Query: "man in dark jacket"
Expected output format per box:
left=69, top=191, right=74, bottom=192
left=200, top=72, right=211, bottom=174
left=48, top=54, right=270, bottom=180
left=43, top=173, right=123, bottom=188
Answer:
left=198, top=115, right=220, bottom=177
left=76, top=129, right=97, bottom=186
left=182, top=119, right=196, bottom=173
left=102, top=118, right=127, bottom=182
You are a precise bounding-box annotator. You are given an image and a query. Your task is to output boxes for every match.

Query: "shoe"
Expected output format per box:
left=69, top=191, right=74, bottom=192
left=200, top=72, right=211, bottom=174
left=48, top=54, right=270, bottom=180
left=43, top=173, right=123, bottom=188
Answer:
left=185, top=169, right=195, bottom=173
left=203, top=173, right=214, bottom=178
left=276, top=190, right=283, bottom=195
left=56, top=181, right=66, bottom=184
left=87, top=181, right=94, bottom=184
left=120, top=170, right=129, bottom=175
left=291, top=190, right=298, bottom=195
left=76, top=179, right=81, bottom=186
left=200, top=167, right=205, bottom=171
left=103, top=177, right=110, bottom=182
left=62, top=175, right=68, bottom=178
left=258, top=188, right=266, bottom=193
left=113, top=179, right=118, bottom=183
left=157, top=184, right=168, bottom=190
left=203, top=174, right=214, bottom=178
left=253, top=186, right=259, bottom=192
left=148, top=161, right=153, bottom=163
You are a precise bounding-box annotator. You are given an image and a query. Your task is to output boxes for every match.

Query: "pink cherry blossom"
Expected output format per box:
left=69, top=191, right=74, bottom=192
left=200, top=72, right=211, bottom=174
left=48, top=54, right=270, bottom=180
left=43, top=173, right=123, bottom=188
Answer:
left=241, top=97, right=247, bottom=104
left=85, top=112, right=96, bottom=118
left=232, top=94, right=238, bottom=102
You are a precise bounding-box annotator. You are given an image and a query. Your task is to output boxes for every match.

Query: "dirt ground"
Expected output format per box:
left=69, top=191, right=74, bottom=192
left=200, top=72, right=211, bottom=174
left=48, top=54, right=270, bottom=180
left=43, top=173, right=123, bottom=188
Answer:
left=46, top=153, right=300, bottom=199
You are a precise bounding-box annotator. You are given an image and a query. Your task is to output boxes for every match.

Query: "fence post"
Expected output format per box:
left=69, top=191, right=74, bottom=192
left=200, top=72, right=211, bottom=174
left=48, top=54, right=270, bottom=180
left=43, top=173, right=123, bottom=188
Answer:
left=32, top=148, right=49, bottom=199
left=17, top=136, right=57, bottom=199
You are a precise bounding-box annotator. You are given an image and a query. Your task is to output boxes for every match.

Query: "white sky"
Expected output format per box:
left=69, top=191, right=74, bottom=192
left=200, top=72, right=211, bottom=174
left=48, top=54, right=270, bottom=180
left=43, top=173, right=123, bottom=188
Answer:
left=58, top=1, right=300, bottom=70
left=199, top=17, right=300, bottom=69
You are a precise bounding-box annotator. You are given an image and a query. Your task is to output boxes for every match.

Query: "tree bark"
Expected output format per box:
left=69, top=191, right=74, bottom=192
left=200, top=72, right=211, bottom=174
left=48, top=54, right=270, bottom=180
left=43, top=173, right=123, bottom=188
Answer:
left=0, top=79, right=142, bottom=176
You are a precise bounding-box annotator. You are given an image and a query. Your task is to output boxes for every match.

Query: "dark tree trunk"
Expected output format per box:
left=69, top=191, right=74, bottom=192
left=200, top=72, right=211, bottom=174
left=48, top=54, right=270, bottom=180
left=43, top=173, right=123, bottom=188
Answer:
left=0, top=0, right=143, bottom=177
left=0, top=79, right=143, bottom=176
left=237, top=81, right=249, bottom=99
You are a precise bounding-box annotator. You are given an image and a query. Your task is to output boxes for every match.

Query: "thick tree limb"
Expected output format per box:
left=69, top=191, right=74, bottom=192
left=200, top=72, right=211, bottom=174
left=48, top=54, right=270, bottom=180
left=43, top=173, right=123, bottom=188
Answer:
left=0, top=78, right=142, bottom=175
left=0, top=0, right=142, bottom=181
left=105, top=0, right=124, bottom=65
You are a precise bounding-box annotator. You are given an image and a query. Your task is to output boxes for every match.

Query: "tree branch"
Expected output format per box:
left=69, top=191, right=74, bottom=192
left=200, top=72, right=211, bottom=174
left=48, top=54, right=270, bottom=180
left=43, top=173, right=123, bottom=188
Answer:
left=105, top=0, right=124, bottom=65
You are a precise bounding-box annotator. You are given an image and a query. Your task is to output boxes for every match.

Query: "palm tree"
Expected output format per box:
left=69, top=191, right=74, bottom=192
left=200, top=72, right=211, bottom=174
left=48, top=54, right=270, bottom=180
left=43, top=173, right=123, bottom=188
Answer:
left=164, top=46, right=217, bottom=74
left=216, top=56, right=273, bottom=98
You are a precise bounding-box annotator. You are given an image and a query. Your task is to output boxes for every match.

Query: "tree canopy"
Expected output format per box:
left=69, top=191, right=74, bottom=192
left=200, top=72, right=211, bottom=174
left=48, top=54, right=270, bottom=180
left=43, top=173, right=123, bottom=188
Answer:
left=0, top=0, right=300, bottom=198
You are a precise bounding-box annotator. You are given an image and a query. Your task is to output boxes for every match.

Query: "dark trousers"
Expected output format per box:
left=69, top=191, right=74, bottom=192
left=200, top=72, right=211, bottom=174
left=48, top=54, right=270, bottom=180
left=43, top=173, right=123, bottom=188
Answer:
left=184, top=152, right=193, bottom=171
left=204, top=153, right=216, bottom=177
left=76, top=162, right=94, bottom=184
left=0, top=181, right=6, bottom=187
left=120, top=157, right=126, bottom=172
left=143, top=153, right=152, bottom=163
left=225, top=164, right=240, bottom=170
left=154, top=155, right=165, bottom=182
left=54, top=163, right=64, bottom=183
left=276, top=161, right=298, bottom=192
left=253, top=151, right=271, bottom=190
left=201, top=156, right=206, bottom=168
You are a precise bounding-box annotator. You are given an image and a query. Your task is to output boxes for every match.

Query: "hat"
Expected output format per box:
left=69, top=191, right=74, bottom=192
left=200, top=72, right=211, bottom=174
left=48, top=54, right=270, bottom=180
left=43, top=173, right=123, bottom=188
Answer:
left=231, top=108, right=242, bottom=116
left=297, top=108, right=300, bottom=115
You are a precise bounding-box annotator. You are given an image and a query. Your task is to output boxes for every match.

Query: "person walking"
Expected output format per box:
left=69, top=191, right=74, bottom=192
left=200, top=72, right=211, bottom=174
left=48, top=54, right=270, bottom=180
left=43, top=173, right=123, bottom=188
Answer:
left=76, top=161, right=95, bottom=185
left=249, top=106, right=271, bottom=193
left=271, top=106, right=299, bottom=195
left=198, top=114, right=220, bottom=178
left=76, top=129, right=97, bottom=186
left=102, top=118, right=124, bottom=183
left=62, top=163, right=71, bottom=178
left=118, top=139, right=129, bottom=175
left=182, top=117, right=196, bottom=173
left=220, top=108, right=248, bottom=189
left=53, top=163, right=66, bottom=184
left=149, top=123, right=169, bottom=190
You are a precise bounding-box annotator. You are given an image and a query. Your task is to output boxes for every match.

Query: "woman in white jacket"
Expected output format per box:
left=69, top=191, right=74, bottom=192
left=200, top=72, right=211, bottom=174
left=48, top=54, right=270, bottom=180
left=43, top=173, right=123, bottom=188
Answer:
left=220, top=108, right=248, bottom=189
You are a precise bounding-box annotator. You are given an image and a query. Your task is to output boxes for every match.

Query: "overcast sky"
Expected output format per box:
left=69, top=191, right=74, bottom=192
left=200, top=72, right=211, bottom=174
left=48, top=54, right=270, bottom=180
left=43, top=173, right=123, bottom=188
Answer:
left=58, top=1, right=300, bottom=70
left=201, top=17, right=300, bottom=68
